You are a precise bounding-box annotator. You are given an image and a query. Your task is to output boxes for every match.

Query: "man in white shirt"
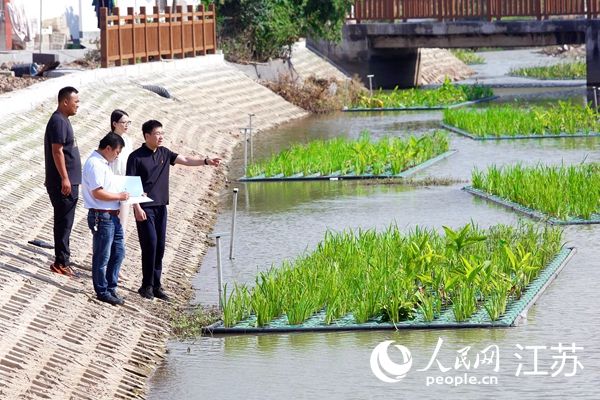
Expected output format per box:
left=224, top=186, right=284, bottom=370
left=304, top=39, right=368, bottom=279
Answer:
left=82, top=132, right=130, bottom=305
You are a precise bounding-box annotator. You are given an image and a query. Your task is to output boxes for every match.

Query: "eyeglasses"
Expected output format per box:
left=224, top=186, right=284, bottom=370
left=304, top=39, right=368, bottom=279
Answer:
left=118, top=121, right=132, bottom=126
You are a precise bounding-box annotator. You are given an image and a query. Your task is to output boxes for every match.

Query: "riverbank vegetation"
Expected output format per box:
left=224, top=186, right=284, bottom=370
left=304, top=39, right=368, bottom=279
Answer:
left=213, top=0, right=353, bottom=62
left=245, top=131, right=449, bottom=178
left=509, top=62, right=586, bottom=80
left=171, top=305, right=221, bottom=338
left=451, top=49, right=485, bottom=65
left=443, top=102, right=600, bottom=137
left=264, top=75, right=365, bottom=113
left=221, top=222, right=563, bottom=327
left=354, top=79, right=493, bottom=109
left=472, top=163, right=600, bottom=220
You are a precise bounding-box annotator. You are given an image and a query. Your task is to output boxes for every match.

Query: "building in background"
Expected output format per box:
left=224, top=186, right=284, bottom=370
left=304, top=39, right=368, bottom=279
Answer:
left=0, top=0, right=204, bottom=50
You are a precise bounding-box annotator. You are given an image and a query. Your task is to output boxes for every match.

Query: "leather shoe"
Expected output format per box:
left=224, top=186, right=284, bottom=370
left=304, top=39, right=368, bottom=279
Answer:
left=97, top=292, right=124, bottom=306
left=109, top=289, right=124, bottom=303
left=138, top=286, right=154, bottom=300
left=153, top=287, right=170, bottom=302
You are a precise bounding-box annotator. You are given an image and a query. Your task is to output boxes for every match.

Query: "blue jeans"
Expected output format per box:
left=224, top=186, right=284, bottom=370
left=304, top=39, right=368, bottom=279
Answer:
left=87, top=210, right=125, bottom=297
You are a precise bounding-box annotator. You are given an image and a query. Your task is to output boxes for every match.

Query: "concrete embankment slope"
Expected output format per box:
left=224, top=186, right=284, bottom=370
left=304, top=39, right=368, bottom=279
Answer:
left=0, top=56, right=306, bottom=399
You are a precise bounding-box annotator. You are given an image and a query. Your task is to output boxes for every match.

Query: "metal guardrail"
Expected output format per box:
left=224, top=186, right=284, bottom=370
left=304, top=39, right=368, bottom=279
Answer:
left=350, top=0, right=600, bottom=22
left=99, top=5, right=217, bottom=68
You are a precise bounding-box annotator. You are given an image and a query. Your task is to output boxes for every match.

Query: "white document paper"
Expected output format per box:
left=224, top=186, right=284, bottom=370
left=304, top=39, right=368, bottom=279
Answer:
left=111, top=176, right=153, bottom=205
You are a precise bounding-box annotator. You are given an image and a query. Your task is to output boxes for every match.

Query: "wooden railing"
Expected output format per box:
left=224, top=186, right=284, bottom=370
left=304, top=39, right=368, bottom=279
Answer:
left=350, top=0, right=600, bottom=21
left=100, top=5, right=217, bottom=68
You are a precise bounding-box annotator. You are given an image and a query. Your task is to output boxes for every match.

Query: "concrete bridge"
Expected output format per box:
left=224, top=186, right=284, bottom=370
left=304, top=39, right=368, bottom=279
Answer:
left=308, top=0, right=600, bottom=100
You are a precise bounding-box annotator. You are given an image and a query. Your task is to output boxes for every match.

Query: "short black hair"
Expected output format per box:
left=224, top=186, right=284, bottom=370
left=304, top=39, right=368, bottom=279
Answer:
left=110, top=109, right=129, bottom=131
left=142, top=119, right=163, bottom=138
left=58, top=86, right=78, bottom=103
left=99, top=132, right=125, bottom=150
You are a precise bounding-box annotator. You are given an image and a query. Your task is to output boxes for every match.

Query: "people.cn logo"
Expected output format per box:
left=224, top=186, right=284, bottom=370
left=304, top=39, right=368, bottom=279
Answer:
left=370, top=340, right=413, bottom=383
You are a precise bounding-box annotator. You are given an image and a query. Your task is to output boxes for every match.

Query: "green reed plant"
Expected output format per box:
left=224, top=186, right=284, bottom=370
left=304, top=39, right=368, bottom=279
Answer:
left=415, top=290, right=441, bottom=322
left=246, top=131, right=449, bottom=178
left=452, top=285, right=478, bottom=322
left=472, top=163, right=600, bottom=220
left=221, top=283, right=251, bottom=327
left=354, top=78, right=493, bottom=109
left=509, top=62, right=586, bottom=80
left=451, top=49, right=485, bottom=65
left=221, top=222, right=563, bottom=327
left=444, top=101, right=600, bottom=137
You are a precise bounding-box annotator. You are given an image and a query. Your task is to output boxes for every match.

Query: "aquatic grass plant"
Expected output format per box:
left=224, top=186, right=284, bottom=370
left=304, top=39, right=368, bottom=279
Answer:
left=221, top=222, right=563, bottom=327
left=354, top=78, right=493, bottom=109
left=171, top=305, right=221, bottom=338
left=221, top=283, right=251, bottom=327
left=509, top=62, right=586, bottom=80
left=443, top=101, right=600, bottom=137
left=245, top=131, right=449, bottom=178
left=451, top=49, right=485, bottom=65
left=472, top=163, right=600, bottom=220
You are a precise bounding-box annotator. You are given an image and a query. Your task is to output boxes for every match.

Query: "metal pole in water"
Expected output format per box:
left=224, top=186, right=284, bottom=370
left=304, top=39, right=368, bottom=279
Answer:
left=229, top=188, right=238, bottom=260
left=242, top=128, right=248, bottom=177
left=215, top=235, right=223, bottom=309
left=209, top=232, right=230, bottom=310
left=248, top=113, right=255, bottom=163
left=367, top=74, right=374, bottom=97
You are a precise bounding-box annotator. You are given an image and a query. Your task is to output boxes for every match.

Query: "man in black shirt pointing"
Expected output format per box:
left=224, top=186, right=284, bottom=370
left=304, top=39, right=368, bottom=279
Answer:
left=126, top=120, right=220, bottom=301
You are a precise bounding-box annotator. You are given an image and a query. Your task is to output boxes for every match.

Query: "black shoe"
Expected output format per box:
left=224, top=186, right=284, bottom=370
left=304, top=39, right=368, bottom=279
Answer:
left=97, top=292, right=124, bottom=306
left=138, top=286, right=154, bottom=300
left=109, top=289, right=124, bottom=303
left=153, top=287, right=170, bottom=302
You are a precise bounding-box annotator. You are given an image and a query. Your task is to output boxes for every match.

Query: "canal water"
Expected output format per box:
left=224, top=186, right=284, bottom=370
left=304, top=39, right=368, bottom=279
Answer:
left=148, top=88, right=600, bottom=399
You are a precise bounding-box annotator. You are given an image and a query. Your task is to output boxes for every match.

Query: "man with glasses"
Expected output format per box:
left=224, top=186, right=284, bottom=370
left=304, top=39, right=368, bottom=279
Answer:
left=126, top=120, right=221, bottom=301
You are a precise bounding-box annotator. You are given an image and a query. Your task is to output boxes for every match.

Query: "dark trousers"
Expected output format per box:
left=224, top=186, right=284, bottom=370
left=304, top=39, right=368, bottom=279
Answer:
left=136, top=205, right=167, bottom=289
left=47, top=185, right=79, bottom=265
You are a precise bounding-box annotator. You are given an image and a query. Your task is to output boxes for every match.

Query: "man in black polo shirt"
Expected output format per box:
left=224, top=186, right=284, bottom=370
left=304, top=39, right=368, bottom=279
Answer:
left=44, top=86, right=82, bottom=277
left=126, top=120, right=220, bottom=301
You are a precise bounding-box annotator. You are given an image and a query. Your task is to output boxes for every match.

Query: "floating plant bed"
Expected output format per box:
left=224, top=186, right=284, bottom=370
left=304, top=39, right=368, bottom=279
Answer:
left=465, top=164, right=600, bottom=225
left=239, top=150, right=456, bottom=182
left=442, top=102, right=600, bottom=140
left=344, top=96, right=497, bottom=112
left=442, top=123, right=600, bottom=141
left=205, top=247, right=574, bottom=334
left=203, top=223, right=572, bottom=334
left=464, top=187, right=600, bottom=225
left=240, top=132, right=452, bottom=182
left=509, top=62, right=586, bottom=80
left=345, top=80, right=495, bottom=112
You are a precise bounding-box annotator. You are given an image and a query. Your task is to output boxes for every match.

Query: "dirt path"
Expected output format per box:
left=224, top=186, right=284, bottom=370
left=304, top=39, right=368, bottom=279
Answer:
left=0, top=59, right=306, bottom=399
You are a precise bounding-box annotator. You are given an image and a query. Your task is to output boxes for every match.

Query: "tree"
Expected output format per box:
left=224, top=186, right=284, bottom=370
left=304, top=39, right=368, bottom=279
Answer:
left=216, top=0, right=354, bottom=61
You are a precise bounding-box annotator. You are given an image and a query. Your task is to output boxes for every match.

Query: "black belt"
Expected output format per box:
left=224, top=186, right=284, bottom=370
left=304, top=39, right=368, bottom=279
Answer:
left=91, top=209, right=120, bottom=216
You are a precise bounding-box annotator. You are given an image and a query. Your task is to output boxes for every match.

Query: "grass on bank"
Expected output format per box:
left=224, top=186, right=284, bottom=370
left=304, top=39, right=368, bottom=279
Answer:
left=354, top=78, right=494, bottom=109
left=451, top=49, right=485, bottom=65
left=443, top=101, right=600, bottom=137
left=245, top=131, right=450, bottom=178
left=171, top=305, right=221, bottom=338
left=264, top=75, right=366, bottom=113
left=472, top=163, right=600, bottom=220
left=221, top=222, right=564, bottom=327
left=509, top=62, right=586, bottom=80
